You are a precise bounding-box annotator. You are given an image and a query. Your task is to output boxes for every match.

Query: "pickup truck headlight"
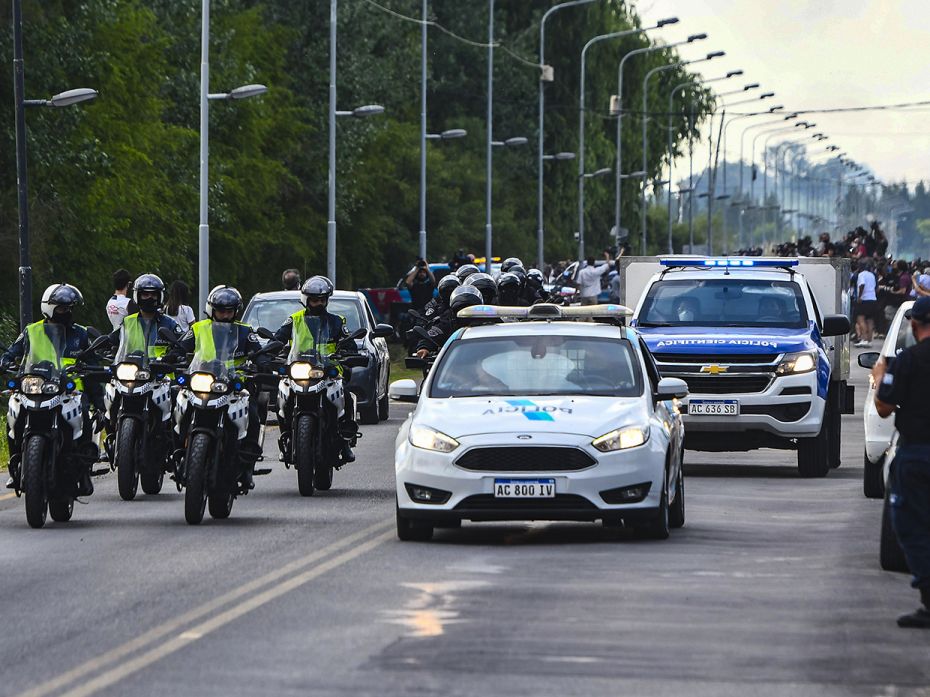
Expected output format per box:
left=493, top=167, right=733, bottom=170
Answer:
left=289, top=362, right=324, bottom=381
left=776, top=350, right=817, bottom=375
left=409, top=424, right=459, bottom=453
left=190, top=372, right=215, bottom=393
left=592, top=425, right=649, bottom=452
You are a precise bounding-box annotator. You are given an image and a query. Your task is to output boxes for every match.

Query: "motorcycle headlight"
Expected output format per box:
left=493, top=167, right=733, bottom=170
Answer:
left=115, top=363, right=138, bottom=382
left=211, top=381, right=229, bottom=394
left=289, top=362, right=324, bottom=381
left=776, top=350, right=817, bottom=375
left=190, top=373, right=215, bottom=393
left=592, top=425, right=649, bottom=452
left=42, top=382, right=60, bottom=395
left=409, top=424, right=459, bottom=453
left=20, top=376, right=44, bottom=395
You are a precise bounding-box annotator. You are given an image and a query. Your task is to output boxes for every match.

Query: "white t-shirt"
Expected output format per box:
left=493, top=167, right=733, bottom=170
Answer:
left=857, top=270, right=877, bottom=301
left=105, top=294, right=131, bottom=330
left=167, top=304, right=196, bottom=332
left=576, top=262, right=610, bottom=298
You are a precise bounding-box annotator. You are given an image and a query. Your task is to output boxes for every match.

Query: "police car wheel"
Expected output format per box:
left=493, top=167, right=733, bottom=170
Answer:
left=669, top=462, right=685, bottom=529
left=863, top=451, right=885, bottom=499
left=879, top=485, right=909, bottom=573
left=797, top=426, right=830, bottom=478
left=396, top=505, right=434, bottom=542
left=636, top=471, right=670, bottom=540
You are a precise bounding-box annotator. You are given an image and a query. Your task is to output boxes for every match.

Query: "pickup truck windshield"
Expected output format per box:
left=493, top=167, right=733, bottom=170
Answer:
left=430, top=336, right=642, bottom=398
left=638, top=278, right=808, bottom=329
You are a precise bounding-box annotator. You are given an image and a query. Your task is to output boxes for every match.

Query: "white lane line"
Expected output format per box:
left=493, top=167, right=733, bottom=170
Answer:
left=15, top=519, right=393, bottom=697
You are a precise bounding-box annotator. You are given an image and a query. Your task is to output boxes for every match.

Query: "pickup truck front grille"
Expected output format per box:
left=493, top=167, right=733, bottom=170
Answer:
left=653, top=353, right=780, bottom=365
left=683, top=375, right=771, bottom=394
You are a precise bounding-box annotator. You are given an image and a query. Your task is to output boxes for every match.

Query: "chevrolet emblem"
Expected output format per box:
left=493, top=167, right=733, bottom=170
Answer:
left=700, top=364, right=728, bottom=375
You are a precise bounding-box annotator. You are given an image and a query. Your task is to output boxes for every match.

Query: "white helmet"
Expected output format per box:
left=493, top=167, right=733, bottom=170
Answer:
left=40, top=283, right=84, bottom=320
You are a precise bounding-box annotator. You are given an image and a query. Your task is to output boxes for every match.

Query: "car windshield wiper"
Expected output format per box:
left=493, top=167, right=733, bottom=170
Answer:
left=637, top=321, right=675, bottom=327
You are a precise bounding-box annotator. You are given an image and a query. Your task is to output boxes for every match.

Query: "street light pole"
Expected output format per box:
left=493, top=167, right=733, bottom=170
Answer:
left=537, top=0, right=595, bottom=271
left=198, top=0, right=211, bottom=316
left=12, top=0, right=30, bottom=329
left=418, top=0, right=428, bottom=260
left=485, top=0, right=494, bottom=267
left=327, top=0, right=338, bottom=284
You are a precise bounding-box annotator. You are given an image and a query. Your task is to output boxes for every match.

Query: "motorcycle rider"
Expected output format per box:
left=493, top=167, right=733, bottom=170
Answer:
left=1, top=284, right=103, bottom=495
left=524, top=268, right=550, bottom=304
left=414, top=285, right=485, bottom=359
left=455, top=264, right=480, bottom=283
left=273, top=276, right=358, bottom=463
left=464, top=272, right=498, bottom=305
left=497, top=272, right=529, bottom=306
left=422, top=275, right=460, bottom=324
left=501, top=257, right=523, bottom=275
left=107, top=273, right=182, bottom=357
left=167, top=285, right=269, bottom=489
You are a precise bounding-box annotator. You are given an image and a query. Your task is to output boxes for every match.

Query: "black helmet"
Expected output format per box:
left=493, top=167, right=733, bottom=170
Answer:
left=526, top=268, right=545, bottom=289
left=206, top=285, right=243, bottom=321
left=507, top=264, right=527, bottom=285
left=437, top=275, right=461, bottom=304
left=449, top=285, right=483, bottom=313
left=455, top=264, right=480, bottom=282
left=132, top=273, right=166, bottom=310
left=497, top=273, right=522, bottom=305
left=464, top=272, right=497, bottom=304
left=40, top=283, right=83, bottom=320
left=300, top=275, right=335, bottom=307
left=501, top=257, right=523, bottom=274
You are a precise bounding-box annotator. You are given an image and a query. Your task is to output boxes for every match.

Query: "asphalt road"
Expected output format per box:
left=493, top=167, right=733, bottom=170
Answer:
left=0, top=350, right=927, bottom=697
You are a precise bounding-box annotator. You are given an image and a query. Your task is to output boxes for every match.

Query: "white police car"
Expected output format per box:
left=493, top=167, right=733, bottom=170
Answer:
left=390, top=304, right=688, bottom=541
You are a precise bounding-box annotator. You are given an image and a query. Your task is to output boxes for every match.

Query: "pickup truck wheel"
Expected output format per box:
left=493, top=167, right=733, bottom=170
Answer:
left=863, top=451, right=885, bottom=500
left=880, top=485, right=909, bottom=573
left=826, top=385, right=842, bottom=469
left=797, top=425, right=830, bottom=478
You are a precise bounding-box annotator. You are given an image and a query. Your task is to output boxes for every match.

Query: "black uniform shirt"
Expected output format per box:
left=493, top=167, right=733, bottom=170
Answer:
left=877, top=336, right=930, bottom=444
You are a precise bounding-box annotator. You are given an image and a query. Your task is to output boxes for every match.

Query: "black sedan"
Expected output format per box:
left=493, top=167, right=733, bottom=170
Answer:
left=242, top=290, right=393, bottom=424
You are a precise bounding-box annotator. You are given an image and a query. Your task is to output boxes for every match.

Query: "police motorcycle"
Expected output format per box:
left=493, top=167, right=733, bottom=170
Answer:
left=104, top=333, right=176, bottom=500
left=170, top=324, right=282, bottom=524
left=270, top=324, right=368, bottom=497
left=3, top=325, right=109, bottom=528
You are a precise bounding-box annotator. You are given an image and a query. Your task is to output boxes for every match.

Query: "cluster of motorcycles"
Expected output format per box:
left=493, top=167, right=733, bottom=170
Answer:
left=3, top=321, right=371, bottom=529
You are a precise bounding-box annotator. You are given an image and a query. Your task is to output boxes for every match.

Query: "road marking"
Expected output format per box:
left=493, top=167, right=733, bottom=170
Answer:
left=0, top=492, right=15, bottom=502
left=15, top=519, right=393, bottom=697
left=56, top=529, right=394, bottom=697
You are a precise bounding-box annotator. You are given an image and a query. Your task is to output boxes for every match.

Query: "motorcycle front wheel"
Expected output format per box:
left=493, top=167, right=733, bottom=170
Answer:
left=48, top=498, right=74, bottom=522
left=116, top=417, right=140, bottom=501
left=22, top=435, right=48, bottom=529
left=295, top=414, right=318, bottom=497
left=184, top=433, right=211, bottom=525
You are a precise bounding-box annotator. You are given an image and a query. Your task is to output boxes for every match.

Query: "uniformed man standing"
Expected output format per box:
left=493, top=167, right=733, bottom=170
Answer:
left=872, top=295, right=930, bottom=629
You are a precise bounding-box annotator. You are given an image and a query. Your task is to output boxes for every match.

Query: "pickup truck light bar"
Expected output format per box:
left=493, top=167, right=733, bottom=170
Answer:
left=456, top=303, right=633, bottom=321
left=658, top=257, right=799, bottom=268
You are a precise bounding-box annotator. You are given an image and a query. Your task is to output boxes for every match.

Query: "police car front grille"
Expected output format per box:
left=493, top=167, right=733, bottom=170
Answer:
left=455, top=447, right=596, bottom=472
left=653, top=353, right=779, bottom=365
left=683, top=375, right=771, bottom=394
left=454, top=494, right=597, bottom=511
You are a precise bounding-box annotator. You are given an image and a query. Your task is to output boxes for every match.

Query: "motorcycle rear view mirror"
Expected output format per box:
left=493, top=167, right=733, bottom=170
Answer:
left=370, top=323, right=393, bottom=339
left=86, top=326, right=102, bottom=340
left=342, top=355, right=368, bottom=369
left=256, top=340, right=284, bottom=357
left=158, top=326, right=181, bottom=345
left=256, top=327, right=275, bottom=340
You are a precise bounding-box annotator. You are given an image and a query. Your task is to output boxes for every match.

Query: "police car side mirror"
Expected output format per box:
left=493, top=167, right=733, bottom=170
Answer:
left=656, top=377, right=689, bottom=400
left=822, top=314, right=851, bottom=337
left=370, top=323, right=393, bottom=339
left=158, top=326, right=181, bottom=345
left=256, top=327, right=275, bottom=340
left=857, top=352, right=880, bottom=369
left=389, top=378, right=419, bottom=403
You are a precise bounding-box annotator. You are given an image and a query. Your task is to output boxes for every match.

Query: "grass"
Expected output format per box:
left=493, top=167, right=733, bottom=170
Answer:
left=389, top=343, right=424, bottom=383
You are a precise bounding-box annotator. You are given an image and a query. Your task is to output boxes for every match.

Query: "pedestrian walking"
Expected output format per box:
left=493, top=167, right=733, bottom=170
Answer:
left=105, top=269, right=134, bottom=330
left=855, top=261, right=878, bottom=347
left=872, top=295, right=930, bottom=629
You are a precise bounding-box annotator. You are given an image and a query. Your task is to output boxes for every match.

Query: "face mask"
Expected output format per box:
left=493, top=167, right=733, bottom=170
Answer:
left=50, top=310, right=73, bottom=325
left=138, top=297, right=160, bottom=313
left=307, top=305, right=325, bottom=316
left=677, top=310, right=694, bottom=322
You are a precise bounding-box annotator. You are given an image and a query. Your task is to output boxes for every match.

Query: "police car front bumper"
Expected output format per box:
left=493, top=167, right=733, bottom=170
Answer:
left=395, top=430, right=669, bottom=522
left=680, top=371, right=824, bottom=438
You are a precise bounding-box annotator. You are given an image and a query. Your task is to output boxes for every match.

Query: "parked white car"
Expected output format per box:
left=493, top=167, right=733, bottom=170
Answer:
left=390, top=304, right=688, bottom=541
left=859, top=300, right=914, bottom=498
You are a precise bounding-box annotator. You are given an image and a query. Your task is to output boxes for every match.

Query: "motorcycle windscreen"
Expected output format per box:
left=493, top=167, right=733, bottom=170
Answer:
left=189, top=322, right=239, bottom=380
left=115, top=317, right=158, bottom=366
left=287, top=314, right=341, bottom=366
left=22, top=322, right=68, bottom=382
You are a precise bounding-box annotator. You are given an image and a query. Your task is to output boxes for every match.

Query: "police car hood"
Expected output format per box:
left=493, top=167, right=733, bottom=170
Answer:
left=417, top=395, right=648, bottom=439
left=636, top=325, right=812, bottom=355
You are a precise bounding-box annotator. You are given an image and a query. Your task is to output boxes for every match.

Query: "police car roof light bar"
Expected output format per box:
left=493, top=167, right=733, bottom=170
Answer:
left=456, top=303, right=633, bottom=321
left=658, top=257, right=799, bottom=269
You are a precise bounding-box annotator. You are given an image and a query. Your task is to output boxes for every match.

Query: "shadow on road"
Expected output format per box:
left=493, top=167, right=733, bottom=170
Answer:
left=684, top=463, right=860, bottom=480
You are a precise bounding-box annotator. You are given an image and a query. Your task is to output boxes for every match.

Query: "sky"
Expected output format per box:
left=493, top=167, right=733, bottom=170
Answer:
left=631, top=0, right=930, bottom=187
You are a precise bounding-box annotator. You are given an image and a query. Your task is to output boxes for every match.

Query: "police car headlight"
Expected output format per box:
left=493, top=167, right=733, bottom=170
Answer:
left=289, top=362, right=324, bottom=381
left=776, top=350, right=816, bottom=375
left=20, top=376, right=44, bottom=395
left=409, top=424, right=459, bottom=453
left=190, top=373, right=215, bottom=393
left=592, top=425, right=649, bottom=452
left=115, top=363, right=138, bottom=382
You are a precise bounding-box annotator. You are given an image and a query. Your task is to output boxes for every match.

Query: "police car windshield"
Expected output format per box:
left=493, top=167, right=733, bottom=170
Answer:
left=638, top=279, right=808, bottom=329
left=243, top=298, right=363, bottom=333
left=430, top=336, right=642, bottom=398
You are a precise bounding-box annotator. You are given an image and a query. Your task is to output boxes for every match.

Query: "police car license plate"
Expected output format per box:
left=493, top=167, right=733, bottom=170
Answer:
left=494, top=478, right=556, bottom=498
left=689, top=400, right=739, bottom=416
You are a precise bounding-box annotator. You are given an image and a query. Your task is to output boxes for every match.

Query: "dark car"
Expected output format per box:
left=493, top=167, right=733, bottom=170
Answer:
left=242, top=290, right=393, bottom=424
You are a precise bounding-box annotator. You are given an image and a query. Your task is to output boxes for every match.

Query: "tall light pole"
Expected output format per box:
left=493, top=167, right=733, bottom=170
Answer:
left=12, top=0, right=97, bottom=330
left=612, top=29, right=700, bottom=251
left=485, top=0, right=494, bottom=268
left=577, top=20, right=680, bottom=261
left=198, top=2, right=268, bottom=316
left=640, top=52, right=723, bottom=253
left=418, top=0, right=428, bottom=260
left=739, top=112, right=796, bottom=197
left=537, top=0, right=595, bottom=270
left=326, top=0, right=384, bottom=287
left=420, top=126, right=468, bottom=260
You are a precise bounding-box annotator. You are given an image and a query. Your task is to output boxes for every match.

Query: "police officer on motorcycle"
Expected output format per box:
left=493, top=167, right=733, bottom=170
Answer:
left=167, top=285, right=270, bottom=488
left=107, top=273, right=182, bottom=360
left=273, top=276, right=358, bottom=463
left=414, top=285, right=485, bottom=359
left=1, top=284, right=103, bottom=495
